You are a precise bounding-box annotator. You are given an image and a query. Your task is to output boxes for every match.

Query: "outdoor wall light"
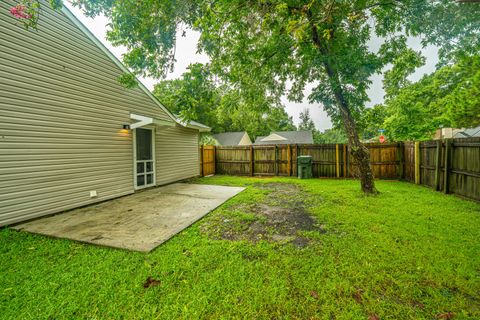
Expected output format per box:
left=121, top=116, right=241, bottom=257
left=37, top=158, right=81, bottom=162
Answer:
left=123, top=124, right=131, bottom=130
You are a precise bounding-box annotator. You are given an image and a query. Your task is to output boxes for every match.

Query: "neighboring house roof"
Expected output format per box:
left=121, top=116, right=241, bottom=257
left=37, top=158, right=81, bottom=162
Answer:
left=453, top=132, right=469, bottom=138
left=261, top=133, right=288, bottom=142
left=185, top=120, right=211, bottom=131
left=453, top=125, right=480, bottom=138
left=62, top=5, right=209, bottom=132
left=254, top=131, right=314, bottom=145
left=463, top=126, right=480, bottom=137
left=212, top=132, right=251, bottom=146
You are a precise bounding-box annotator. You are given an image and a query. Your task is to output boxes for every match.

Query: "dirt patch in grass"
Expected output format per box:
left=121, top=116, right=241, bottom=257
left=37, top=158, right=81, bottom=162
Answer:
left=201, top=182, right=324, bottom=247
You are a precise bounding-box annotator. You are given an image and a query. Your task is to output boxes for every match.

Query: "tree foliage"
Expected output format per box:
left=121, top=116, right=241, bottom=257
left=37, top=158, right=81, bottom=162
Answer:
left=65, top=0, right=480, bottom=122
left=316, top=128, right=348, bottom=144
left=361, top=55, right=480, bottom=141
left=297, top=109, right=347, bottom=143
left=153, top=63, right=296, bottom=138
left=298, top=109, right=316, bottom=132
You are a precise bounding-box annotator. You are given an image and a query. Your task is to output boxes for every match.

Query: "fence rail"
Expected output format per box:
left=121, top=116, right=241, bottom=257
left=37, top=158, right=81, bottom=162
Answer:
left=200, top=137, right=480, bottom=202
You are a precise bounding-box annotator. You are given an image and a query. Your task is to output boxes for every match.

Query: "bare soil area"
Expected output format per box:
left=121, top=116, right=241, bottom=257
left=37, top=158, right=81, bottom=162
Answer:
left=200, top=183, right=324, bottom=247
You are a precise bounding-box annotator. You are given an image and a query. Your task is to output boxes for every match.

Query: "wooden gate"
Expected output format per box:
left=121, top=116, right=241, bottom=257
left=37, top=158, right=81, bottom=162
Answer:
left=200, top=145, right=215, bottom=176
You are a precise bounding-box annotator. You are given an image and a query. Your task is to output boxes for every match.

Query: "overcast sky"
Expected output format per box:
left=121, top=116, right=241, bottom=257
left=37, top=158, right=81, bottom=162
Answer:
left=66, top=3, right=439, bottom=131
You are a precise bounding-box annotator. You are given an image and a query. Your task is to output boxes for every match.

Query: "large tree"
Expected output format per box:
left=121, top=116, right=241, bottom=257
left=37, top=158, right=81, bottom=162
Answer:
left=17, top=0, right=480, bottom=193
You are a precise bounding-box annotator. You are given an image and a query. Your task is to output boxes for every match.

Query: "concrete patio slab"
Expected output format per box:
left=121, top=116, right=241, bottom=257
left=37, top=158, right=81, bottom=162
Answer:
left=13, top=183, right=244, bottom=252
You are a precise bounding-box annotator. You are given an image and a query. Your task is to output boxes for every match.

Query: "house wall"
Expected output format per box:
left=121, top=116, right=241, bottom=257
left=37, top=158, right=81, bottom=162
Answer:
left=238, top=133, right=252, bottom=146
left=0, top=1, right=199, bottom=226
left=156, top=126, right=200, bottom=185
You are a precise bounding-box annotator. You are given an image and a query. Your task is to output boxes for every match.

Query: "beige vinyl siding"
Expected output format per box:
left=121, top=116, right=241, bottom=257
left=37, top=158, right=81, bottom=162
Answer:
left=0, top=0, right=200, bottom=226
left=156, top=126, right=200, bottom=185
left=239, top=133, right=253, bottom=146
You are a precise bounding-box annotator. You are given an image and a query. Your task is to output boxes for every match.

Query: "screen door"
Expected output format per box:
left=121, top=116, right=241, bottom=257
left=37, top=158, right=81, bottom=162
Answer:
left=135, top=128, right=155, bottom=189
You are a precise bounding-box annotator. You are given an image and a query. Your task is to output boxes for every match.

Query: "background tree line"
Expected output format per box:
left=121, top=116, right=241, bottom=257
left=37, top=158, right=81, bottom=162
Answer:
left=360, top=55, right=480, bottom=141
left=155, top=55, right=480, bottom=144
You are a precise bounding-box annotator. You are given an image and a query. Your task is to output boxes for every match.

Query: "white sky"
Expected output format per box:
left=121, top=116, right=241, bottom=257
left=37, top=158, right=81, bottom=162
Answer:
left=66, top=3, right=439, bottom=131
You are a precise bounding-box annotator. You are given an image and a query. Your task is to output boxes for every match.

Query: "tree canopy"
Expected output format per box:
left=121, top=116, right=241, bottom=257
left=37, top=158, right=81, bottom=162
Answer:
left=153, top=63, right=296, bottom=138
left=67, top=0, right=479, bottom=123
left=361, top=55, right=480, bottom=141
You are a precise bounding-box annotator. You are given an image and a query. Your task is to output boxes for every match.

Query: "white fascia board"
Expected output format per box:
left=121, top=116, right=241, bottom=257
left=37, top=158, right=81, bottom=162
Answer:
left=130, top=114, right=153, bottom=129
left=187, top=125, right=211, bottom=132
left=61, top=5, right=189, bottom=128
left=177, top=121, right=211, bottom=132
left=130, top=113, right=175, bottom=129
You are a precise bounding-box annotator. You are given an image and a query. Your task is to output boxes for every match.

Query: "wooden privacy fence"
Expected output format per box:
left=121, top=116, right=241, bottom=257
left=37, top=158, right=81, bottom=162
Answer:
left=199, top=137, right=480, bottom=202
left=404, top=137, right=480, bottom=201
left=199, top=145, right=215, bottom=176
left=205, top=142, right=403, bottom=179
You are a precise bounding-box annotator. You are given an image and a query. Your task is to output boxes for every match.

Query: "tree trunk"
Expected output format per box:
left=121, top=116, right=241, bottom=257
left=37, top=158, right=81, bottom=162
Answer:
left=308, top=12, right=377, bottom=194
left=337, top=100, right=377, bottom=194
left=321, top=61, right=377, bottom=194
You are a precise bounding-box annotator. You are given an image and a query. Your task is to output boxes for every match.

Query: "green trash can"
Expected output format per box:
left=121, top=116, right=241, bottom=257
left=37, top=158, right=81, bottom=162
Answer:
left=297, top=155, right=313, bottom=179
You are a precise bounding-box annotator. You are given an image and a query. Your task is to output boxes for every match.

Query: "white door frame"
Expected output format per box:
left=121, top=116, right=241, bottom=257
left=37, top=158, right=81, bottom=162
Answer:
left=133, top=127, right=156, bottom=190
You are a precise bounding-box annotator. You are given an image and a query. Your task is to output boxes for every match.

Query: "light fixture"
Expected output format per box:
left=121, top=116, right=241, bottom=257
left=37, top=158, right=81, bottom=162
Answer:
left=123, top=124, right=131, bottom=130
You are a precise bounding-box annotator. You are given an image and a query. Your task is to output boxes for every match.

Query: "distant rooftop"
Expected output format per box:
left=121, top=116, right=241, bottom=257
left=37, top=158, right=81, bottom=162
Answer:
left=453, top=125, right=480, bottom=138
left=212, top=132, right=250, bottom=146
left=254, top=131, right=314, bottom=145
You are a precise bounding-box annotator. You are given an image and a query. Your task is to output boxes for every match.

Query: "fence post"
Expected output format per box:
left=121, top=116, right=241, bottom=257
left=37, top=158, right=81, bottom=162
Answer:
left=250, top=145, right=254, bottom=176
left=287, top=144, right=292, bottom=176
left=346, top=145, right=350, bottom=177
left=295, top=144, right=299, bottom=177
left=274, top=145, right=279, bottom=176
left=396, top=142, right=405, bottom=179
left=434, top=140, right=442, bottom=191
left=444, top=139, right=451, bottom=194
left=342, top=144, right=347, bottom=177
left=200, top=145, right=204, bottom=177
left=335, top=144, right=340, bottom=178
left=213, top=146, right=216, bottom=175
left=415, top=141, right=421, bottom=184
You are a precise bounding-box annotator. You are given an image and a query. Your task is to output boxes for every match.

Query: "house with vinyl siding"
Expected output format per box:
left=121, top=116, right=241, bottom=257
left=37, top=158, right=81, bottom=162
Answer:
left=0, top=0, right=210, bottom=226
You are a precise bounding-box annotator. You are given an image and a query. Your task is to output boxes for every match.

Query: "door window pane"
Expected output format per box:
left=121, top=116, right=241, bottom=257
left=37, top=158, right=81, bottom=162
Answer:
left=146, top=161, right=153, bottom=173
left=137, top=162, right=144, bottom=174
left=146, top=173, right=154, bottom=185
left=137, top=175, right=145, bottom=186
left=136, top=128, right=152, bottom=160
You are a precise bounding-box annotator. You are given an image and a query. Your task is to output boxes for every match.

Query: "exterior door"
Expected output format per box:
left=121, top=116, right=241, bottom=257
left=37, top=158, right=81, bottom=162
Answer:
left=135, top=128, right=155, bottom=189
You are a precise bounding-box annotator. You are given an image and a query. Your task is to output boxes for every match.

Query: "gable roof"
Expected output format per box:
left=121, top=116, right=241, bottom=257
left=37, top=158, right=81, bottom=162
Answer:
left=453, top=125, right=480, bottom=138
left=260, top=133, right=288, bottom=141
left=212, top=132, right=249, bottom=146
left=61, top=5, right=209, bottom=132
left=463, top=125, right=480, bottom=137
left=254, top=131, right=314, bottom=145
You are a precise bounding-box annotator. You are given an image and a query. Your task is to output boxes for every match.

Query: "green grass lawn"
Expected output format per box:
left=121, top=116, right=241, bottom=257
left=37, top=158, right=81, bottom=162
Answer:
left=1, top=177, right=479, bottom=319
